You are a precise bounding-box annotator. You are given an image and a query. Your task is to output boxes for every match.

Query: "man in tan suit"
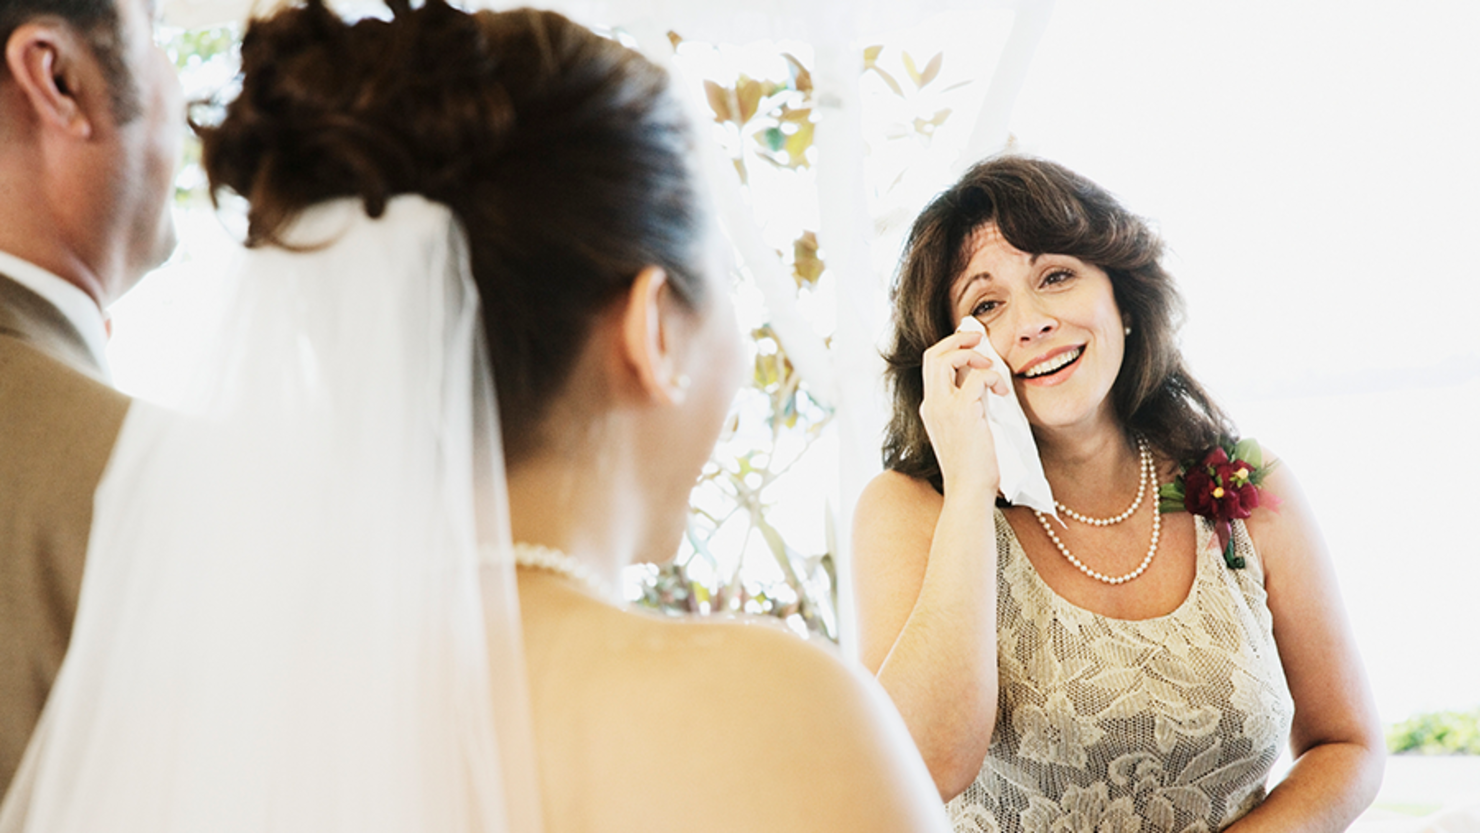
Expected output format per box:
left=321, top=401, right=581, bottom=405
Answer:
left=0, top=0, right=181, bottom=795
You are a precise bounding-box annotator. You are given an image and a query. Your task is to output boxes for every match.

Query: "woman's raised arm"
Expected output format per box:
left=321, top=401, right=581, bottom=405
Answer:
left=853, top=328, right=1006, bottom=800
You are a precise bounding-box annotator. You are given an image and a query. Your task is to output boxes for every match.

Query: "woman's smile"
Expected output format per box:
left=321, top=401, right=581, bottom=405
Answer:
left=1018, top=344, right=1084, bottom=384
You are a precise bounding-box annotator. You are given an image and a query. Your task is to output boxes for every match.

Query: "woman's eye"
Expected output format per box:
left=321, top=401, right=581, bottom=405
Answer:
left=971, top=299, right=999, bottom=317
left=1042, top=269, right=1074, bottom=287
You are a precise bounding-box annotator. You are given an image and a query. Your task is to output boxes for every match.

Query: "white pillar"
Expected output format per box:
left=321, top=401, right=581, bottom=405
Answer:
left=810, top=0, right=880, bottom=657
left=954, top=0, right=1057, bottom=175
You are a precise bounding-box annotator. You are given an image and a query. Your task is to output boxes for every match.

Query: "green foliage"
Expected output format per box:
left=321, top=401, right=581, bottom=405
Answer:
left=1387, top=708, right=1480, bottom=755
left=1157, top=480, right=1186, bottom=514
left=637, top=37, right=976, bottom=641
left=700, top=53, right=817, bottom=179
left=1232, top=437, right=1263, bottom=470
left=633, top=44, right=840, bottom=640
left=862, top=45, right=960, bottom=145
left=165, top=26, right=237, bottom=71
left=160, top=25, right=240, bottom=206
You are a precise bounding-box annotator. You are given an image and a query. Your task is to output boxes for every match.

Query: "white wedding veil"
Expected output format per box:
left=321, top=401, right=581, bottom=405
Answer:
left=0, top=197, right=541, bottom=831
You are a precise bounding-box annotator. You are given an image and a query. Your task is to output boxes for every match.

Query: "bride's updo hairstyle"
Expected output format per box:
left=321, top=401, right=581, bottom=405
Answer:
left=199, top=0, right=707, bottom=461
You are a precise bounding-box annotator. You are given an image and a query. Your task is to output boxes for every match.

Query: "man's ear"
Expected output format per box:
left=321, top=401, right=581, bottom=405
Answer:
left=619, top=266, right=691, bottom=406
left=4, top=22, right=98, bottom=139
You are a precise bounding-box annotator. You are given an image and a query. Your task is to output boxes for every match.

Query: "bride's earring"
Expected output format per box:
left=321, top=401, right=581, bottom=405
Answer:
left=670, top=373, right=691, bottom=403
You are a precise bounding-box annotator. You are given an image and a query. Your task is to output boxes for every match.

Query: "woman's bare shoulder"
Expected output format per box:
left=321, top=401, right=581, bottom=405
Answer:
left=1237, top=446, right=1320, bottom=578
left=569, top=610, right=948, bottom=831
left=855, top=469, right=944, bottom=544
left=859, top=469, right=944, bottom=512
left=594, top=609, right=892, bottom=724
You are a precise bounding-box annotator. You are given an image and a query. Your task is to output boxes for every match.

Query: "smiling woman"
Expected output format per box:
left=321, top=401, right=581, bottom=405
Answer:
left=883, top=157, right=1232, bottom=494
left=854, top=155, right=1386, bottom=832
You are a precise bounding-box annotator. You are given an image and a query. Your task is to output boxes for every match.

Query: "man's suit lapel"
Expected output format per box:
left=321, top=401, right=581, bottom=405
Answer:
left=0, top=273, right=101, bottom=379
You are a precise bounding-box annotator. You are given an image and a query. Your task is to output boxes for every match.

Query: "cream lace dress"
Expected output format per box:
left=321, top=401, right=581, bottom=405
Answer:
left=947, top=512, right=1294, bottom=833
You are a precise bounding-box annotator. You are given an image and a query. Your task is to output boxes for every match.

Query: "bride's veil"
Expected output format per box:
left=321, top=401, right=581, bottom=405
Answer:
left=0, top=196, right=541, bottom=831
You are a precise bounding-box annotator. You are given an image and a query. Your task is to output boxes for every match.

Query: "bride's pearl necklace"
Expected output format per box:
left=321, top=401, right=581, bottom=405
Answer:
left=513, top=542, right=618, bottom=602
left=1032, top=439, right=1161, bottom=586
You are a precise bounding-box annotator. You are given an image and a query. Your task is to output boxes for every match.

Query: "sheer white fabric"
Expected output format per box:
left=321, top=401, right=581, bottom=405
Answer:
left=948, top=515, right=1294, bottom=833
left=0, top=197, right=540, bottom=832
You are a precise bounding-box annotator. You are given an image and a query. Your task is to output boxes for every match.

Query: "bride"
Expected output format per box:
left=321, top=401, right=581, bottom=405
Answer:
left=0, top=2, right=947, bottom=831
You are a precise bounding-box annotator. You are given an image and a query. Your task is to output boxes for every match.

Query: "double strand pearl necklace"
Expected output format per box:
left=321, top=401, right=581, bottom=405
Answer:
left=1053, top=438, right=1154, bottom=526
left=513, top=542, right=618, bottom=602
left=1032, top=438, right=1161, bottom=586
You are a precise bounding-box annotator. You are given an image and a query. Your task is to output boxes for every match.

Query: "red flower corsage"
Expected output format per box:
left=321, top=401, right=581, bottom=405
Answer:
left=1158, top=438, right=1276, bottom=569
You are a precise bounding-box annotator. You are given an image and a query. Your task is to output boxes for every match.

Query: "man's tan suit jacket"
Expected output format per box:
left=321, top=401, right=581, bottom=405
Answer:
left=0, top=273, right=129, bottom=797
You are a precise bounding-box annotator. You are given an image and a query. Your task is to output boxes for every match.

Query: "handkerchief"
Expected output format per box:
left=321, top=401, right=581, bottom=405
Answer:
left=956, top=317, right=1057, bottom=518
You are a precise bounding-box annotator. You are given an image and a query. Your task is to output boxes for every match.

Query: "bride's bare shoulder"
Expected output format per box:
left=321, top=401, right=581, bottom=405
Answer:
left=529, top=598, right=947, bottom=832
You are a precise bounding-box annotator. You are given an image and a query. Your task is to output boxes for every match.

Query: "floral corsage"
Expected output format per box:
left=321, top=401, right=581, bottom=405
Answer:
left=1158, top=437, right=1277, bottom=569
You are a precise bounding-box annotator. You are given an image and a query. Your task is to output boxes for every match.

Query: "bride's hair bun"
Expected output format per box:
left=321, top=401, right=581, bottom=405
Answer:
left=202, top=0, right=509, bottom=237
left=201, top=1, right=707, bottom=459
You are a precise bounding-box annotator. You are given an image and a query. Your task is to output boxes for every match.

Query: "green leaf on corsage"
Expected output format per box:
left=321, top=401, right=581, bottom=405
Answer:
left=1222, top=538, right=1246, bottom=570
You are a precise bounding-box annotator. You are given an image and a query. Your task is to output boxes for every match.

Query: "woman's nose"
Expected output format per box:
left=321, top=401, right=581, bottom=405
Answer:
left=1011, top=297, right=1056, bottom=343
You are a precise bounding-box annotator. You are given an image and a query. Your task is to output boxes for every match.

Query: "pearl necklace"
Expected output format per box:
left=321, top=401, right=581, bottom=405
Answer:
left=1032, top=442, right=1161, bottom=586
left=513, top=542, right=618, bottom=602
left=1053, top=437, right=1153, bottom=526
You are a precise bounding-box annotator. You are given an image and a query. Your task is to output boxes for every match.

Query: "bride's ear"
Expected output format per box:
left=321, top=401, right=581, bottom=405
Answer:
left=619, top=265, right=692, bottom=406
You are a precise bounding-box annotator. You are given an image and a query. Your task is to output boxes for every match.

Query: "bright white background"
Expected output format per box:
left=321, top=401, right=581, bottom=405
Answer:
left=1002, top=0, right=1480, bottom=725
left=118, top=0, right=1480, bottom=726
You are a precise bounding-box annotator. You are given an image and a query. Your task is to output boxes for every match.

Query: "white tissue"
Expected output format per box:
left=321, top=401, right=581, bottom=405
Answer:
left=956, top=317, right=1058, bottom=518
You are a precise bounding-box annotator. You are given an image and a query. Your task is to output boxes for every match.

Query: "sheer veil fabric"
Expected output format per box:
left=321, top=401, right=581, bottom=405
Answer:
left=0, top=197, right=541, bottom=832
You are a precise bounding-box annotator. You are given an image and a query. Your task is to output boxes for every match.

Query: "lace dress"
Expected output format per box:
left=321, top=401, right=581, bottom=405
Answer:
left=947, top=512, right=1294, bottom=833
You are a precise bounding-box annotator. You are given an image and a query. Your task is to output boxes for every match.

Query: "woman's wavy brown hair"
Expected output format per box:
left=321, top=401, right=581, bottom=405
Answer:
left=882, top=156, right=1233, bottom=493
left=197, top=0, right=706, bottom=461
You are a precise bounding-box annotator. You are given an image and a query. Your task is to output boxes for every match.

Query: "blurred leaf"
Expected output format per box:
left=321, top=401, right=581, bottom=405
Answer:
left=793, top=231, right=823, bottom=287
left=942, top=79, right=973, bottom=93
left=666, top=30, right=683, bottom=49
left=782, top=120, right=814, bottom=168
left=732, top=156, right=748, bottom=186
left=704, top=80, right=733, bottom=124
left=913, top=108, right=952, bottom=137
left=758, top=126, right=786, bottom=153
left=782, top=52, right=813, bottom=94
left=871, top=66, right=903, bottom=97
left=1387, top=708, right=1480, bottom=754
left=918, top=52, right=943, bottom=87
left=755, top=514, right=803, bottom=587
left=901, top=51, right=922, bottom=87
left=753, top=350, right=783, bottom=388
left=167, top=26, right=236, bottom=71
left=862, top=45, right=903, bottom=96
left=779, top=106, right=813, bottom=124
left=1233, top=437, right=1263, bottom=468
left=736, top=76, right=764, bottom=123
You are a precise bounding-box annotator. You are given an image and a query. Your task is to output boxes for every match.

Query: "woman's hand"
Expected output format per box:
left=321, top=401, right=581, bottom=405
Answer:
left=919, top=329, right=1008, bottom=497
